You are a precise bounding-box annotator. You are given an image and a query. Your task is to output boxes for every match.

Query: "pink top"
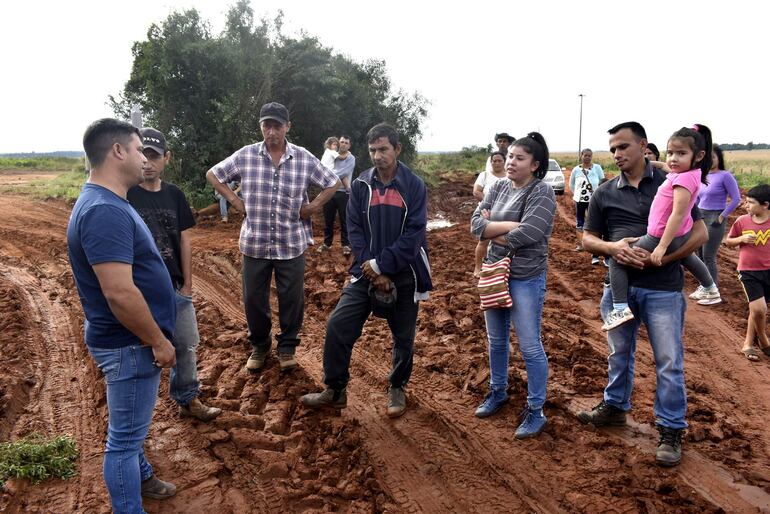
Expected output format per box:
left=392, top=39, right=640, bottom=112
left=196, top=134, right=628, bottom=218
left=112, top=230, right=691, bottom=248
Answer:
left=647, top=168, right=701, bottom=238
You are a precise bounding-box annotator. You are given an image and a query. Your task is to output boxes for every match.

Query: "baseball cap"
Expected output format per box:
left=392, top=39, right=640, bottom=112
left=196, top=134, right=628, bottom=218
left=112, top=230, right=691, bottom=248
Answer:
left=140, top=127, right=167, bottom=155
left=259, top=102, right=290, bottom=124
left=495, top=132, right=515, bottom=143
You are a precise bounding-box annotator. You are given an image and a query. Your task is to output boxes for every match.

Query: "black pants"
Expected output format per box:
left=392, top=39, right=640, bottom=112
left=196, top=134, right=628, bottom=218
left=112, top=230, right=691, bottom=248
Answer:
left=323, top=270, right=419, bottom=390
left=323, top=191, right=350, bottom=247
left=242, top=254, right=305, bottom=355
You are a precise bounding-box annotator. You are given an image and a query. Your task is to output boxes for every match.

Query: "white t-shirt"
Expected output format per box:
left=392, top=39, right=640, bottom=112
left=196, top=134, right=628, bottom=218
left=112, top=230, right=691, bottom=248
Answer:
left=474, top=170, right=507, bottom=194
left=321, top=148, right=339, bottom=170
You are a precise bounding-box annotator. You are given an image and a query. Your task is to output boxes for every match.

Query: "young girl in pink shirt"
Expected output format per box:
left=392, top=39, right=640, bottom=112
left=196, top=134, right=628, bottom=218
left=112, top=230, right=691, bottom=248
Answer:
left=604, top=124, right=719, bottom=330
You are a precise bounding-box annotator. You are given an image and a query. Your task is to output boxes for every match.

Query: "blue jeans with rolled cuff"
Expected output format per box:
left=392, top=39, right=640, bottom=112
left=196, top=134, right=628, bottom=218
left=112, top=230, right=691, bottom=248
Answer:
left=483, top=270, right=548, bottom=409
left=170, top=291, right=200, bottom=406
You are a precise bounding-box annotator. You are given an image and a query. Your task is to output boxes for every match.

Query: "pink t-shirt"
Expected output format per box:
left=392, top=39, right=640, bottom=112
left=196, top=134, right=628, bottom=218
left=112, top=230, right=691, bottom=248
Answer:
left=727, top=214, right=770, bottom=271
left=647, top=169, right=701, bottom=238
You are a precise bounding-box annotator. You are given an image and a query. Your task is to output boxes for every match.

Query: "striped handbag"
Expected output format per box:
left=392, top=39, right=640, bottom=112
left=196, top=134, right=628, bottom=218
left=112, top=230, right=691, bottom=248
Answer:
left=477, top=256, right=512, bottom=310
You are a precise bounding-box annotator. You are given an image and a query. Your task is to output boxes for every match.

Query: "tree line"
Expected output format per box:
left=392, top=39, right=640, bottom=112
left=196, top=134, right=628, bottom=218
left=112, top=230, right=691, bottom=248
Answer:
left=110, top=1, right=427, bottom=206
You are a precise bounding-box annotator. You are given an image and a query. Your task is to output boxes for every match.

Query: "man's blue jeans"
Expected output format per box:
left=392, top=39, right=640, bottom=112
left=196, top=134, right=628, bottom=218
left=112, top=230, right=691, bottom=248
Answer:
left=600, top=286, right=688, bottom=429
left=170, top=291, right=200, bottom=405
left=89, top=344, right=161, bottom=514
left=483, top=271, right=548, bottom=409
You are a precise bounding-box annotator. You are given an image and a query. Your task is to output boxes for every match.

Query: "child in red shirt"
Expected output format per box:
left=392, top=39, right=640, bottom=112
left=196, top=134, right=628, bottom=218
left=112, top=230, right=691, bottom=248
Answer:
left=725, top=183, right=770, bottom=360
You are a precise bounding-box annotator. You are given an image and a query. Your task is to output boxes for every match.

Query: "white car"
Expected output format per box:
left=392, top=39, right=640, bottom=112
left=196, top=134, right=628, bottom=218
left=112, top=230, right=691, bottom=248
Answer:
left=543, top=159, right=565, bottom=195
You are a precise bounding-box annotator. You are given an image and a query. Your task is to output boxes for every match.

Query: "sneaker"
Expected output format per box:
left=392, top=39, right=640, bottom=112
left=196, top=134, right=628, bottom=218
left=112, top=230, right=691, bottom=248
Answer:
left=245, top=349, right=268, bottom=372
left=656, top=426, right=683, bottom=466
left=514, top=406, right=547, bottom=439
left=342, top=245, right=352, bottom=256
left=316, top=243, right=331, bottom=253
left=179, top=397, right=222, bottom=421
left=300, top=388, right=347, bottom=409
left=387, top=386, right=407, bottom=418
left=221, top=216, right=228, bottom=223
left=689, top=285, right=706, bottom=299
left=591, top=256, right=601, bottom=265
left=696, top=288, right=721, bottom=306
left=278, top=353, right=298, bottom=372
left=574, top=244, right=583, bottom=252
left=602, top=307, right=634, bottom=331
left=141, top=475, right=177, bottom=500
left=576, top=400, right=627, bottom=426
left=603, top=257, right=610, bottom=268
left=474, top=388, right=509, bottom=418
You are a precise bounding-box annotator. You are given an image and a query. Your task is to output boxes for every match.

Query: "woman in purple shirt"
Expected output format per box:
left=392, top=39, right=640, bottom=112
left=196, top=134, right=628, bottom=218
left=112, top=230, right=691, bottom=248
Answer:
left=692, top=145, right=740, bottom=292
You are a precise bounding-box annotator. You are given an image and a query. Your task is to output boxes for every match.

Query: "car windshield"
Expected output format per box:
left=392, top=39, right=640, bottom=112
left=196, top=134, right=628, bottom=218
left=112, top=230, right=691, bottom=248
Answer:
left=548, top=160, right=560, bottom=171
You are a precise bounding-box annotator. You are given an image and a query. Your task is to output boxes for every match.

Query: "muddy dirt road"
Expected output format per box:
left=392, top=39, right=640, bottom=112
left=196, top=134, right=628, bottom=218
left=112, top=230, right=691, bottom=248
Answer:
left=1, top=171, right=769, bottom=513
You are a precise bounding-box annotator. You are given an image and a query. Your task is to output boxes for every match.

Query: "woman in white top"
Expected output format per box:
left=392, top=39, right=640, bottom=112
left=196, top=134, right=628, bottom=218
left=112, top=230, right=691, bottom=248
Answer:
left=473, top=151, right=508, bottom=276
left=568, top=148, right=604, bottom=263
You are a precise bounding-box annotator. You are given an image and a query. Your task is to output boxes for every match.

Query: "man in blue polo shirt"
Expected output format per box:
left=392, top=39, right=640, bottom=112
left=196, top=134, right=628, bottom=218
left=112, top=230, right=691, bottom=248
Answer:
left=67, top=118, right=178, bottom=512
left=577, top=121, right=708, bottom=467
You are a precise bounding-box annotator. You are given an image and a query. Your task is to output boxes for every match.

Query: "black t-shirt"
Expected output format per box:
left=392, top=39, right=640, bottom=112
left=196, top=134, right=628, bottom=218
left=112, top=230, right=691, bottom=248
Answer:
left=584, top=163, right=702, bottom=292
left=127, top=182, right=195, bottom=289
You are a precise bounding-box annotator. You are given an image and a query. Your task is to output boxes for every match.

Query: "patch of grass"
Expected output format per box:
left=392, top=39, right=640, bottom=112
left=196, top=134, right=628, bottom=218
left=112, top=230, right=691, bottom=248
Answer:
left=0, top=157, right=83, bottom=171
left=415, top=151, right=487, bottom=186
left=0, top=433, right=78, bottom=486
left=2, top=170, right=87, bottom=203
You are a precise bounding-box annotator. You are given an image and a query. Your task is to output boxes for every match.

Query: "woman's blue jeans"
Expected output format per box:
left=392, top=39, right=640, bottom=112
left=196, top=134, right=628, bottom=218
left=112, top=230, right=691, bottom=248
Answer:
left=90, top=344, right=161, bottom=514
left=483, top=271, right=548, bottom=409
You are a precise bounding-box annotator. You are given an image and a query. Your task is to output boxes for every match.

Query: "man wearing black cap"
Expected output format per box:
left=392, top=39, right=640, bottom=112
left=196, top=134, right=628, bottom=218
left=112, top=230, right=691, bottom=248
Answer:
left=484, top=132, right=515, bottom=174
left=206, top=102, right=340, bottom=373
left=127, top=128, right=221, bottom=422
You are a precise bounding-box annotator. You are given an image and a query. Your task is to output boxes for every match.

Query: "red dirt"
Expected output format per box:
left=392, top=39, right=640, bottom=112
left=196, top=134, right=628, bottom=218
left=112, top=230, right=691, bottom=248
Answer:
left=1, top=170, right=769, bottom=513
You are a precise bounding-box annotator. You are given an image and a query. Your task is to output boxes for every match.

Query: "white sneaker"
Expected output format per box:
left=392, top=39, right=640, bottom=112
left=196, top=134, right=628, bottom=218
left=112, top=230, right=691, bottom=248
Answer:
left=689, top=285, right=706, bottom=300
left=591, top=256, right=601, bottom=265
left=697, top=288, right=722, bottom=305
left=602, top=307, right=635, bottom=331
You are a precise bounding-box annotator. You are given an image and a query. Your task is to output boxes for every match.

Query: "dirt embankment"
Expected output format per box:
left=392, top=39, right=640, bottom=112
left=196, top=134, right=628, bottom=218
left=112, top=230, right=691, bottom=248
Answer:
left=0, top=171, right=769, bottom=513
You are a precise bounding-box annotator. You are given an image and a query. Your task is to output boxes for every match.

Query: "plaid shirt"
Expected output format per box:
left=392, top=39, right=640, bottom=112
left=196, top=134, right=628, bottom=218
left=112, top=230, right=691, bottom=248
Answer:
left=211, top=141, right=339, bottom=259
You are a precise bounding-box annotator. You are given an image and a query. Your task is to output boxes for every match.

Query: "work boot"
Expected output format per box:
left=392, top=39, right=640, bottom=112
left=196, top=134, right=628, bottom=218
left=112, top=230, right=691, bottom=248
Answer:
left=576, top=400, right=627, bottom=426
left=179, top=397, right=222, bottom=422
left=300, top=388, right=347, bottom=409
left=514, top=405, right=547, bottom=439
left=278, top=353, right=298, bottom=372
left=656, top=426, right=684, bottom=467
left=245, top=349, right=268, bottom=372
left=141, top=474, right=177, bottom=500
left=474, top=388, right=509, bottom=418
left=387, top=386, right=407, bottom=418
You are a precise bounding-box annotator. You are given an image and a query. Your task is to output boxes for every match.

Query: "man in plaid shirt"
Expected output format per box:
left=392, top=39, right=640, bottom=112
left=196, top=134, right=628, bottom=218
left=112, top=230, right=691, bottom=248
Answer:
left=207, top=102, right=340, bottom=372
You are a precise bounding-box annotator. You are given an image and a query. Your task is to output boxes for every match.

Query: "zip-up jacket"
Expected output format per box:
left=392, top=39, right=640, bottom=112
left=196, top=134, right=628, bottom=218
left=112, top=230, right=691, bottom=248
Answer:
left=347, top=161, right=432, bottom=301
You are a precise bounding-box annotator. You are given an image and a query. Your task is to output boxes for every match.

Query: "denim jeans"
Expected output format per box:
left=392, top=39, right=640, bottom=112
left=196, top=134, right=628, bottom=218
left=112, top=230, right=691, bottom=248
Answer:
left=323, top=271, right=419, bottom=390
left=170, top=291, right=200, bottom=405
left=89, top=344, right=161, bottom=514
left=483, top=270, right=548, bottom=409
left=219, top=197, right=229, bottom=218
left=699, top=209, right=726, bottom=287
left=242, top=254, right=305, bottom=355
left=600, top=286, right=688, bottom=429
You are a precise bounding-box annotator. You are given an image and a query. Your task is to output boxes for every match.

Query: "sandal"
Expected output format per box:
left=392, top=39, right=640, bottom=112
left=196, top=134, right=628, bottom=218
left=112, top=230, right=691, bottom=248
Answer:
left=759, top=345, right=770, bottom=357
left=741, top=347, right=760, bottom=362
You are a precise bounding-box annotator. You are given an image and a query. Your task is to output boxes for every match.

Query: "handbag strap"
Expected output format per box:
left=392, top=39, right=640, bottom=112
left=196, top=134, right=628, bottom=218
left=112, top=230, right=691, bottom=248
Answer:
left=517, top=179, right=540, bottom=220
left=580, top=166, right=593, bottom=193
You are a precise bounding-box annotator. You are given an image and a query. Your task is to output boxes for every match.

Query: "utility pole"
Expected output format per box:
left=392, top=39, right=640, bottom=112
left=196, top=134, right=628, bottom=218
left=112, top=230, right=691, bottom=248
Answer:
left=578, top=93, right=584, bottom=164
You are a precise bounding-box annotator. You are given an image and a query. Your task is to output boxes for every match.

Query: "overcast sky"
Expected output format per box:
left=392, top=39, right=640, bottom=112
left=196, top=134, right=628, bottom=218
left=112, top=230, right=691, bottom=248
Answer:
left=1, top=0, right=767, bottom=154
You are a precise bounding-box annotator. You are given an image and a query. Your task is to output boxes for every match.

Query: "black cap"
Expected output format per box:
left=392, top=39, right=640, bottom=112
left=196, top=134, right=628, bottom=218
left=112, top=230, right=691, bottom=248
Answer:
left=495, top=132, right=515, bottom=143
left=259, top=102, right=289, bottom=124
left=140, top=127, right=166, bottom=155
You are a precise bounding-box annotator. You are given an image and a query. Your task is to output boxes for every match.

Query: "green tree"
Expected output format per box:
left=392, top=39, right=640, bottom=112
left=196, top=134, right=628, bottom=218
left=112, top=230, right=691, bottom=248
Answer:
left=110, top=2, right=428, bottom=205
